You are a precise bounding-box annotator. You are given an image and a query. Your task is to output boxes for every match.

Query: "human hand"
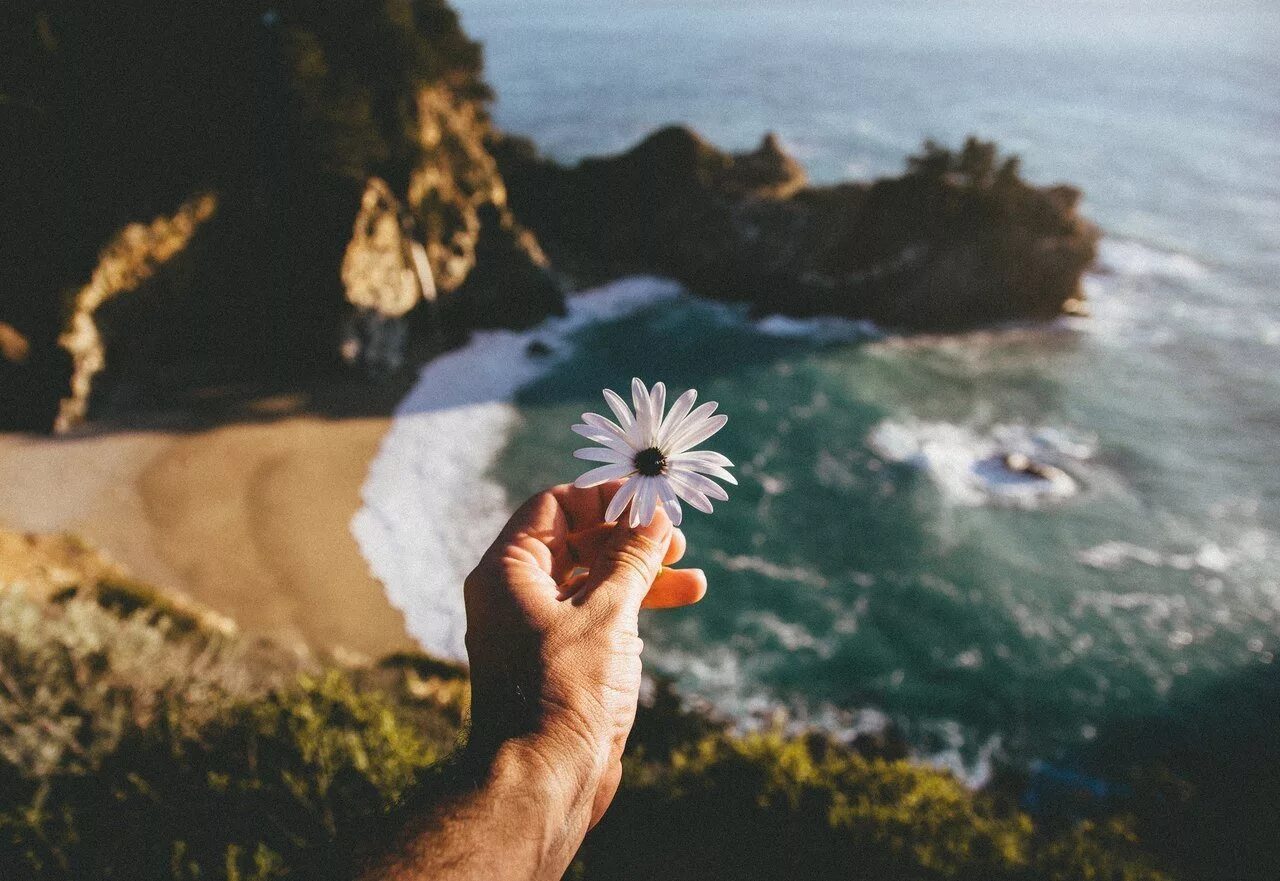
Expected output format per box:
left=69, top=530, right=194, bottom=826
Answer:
left=462, top=480, right=706, bottom=836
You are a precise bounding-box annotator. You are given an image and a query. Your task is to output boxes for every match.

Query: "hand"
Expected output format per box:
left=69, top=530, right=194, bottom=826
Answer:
left=462, top=481, right=706, bottom=832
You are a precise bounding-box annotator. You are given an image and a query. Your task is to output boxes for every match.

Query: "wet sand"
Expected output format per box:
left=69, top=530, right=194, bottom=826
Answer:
left=0, top=400, right=415, bottom=658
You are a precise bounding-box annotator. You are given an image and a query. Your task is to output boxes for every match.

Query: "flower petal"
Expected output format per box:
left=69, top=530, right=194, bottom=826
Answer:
left=671, top=449, right=733, bottom=468
left=582, top=412, right=635, bottom=449
left=669, top=468, right=730, bottom=501
left=656, top=477, right=683, bottom=526
left=669, top=413, right=728, bottom=454
left=648, top=382, right=666, bottom=445
left=670, top=451, right=736, bottom=484
left=605, top=476, right=640, bottom=523
left=663, top=401, right=718, bottom=451
left=631, top=377, right=650, bottom=421
left=572, top=424, right=634, bottom=456
left=631, top=477, right=658, bottom=528
left=574, top=462, right=634, bottom=488
left=657, top=389, right=697, bottom=447
left=602, top=388, right=634, bottom=432
left=574, top=447, right=629, bottom=464
left=670, top=458, right=737, bottom=485
left=667, top=471, right=715, bottom=513
left=631, top=378, right=657, bottom=449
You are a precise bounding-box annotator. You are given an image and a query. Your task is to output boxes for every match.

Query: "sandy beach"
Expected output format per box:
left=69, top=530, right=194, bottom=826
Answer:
left=0, top=396, right=415, bottom=658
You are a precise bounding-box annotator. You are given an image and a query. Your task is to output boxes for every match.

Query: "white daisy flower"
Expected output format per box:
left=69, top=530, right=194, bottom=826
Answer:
left=572, top=378, right=736, bottom=528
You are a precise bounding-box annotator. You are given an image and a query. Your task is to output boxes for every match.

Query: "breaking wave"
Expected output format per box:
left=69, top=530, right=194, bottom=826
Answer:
left=866, top=419, right=1095, bottom=507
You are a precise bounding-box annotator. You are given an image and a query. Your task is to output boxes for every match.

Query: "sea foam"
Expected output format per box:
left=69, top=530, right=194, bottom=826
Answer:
left=866, top=420, right=1094, bottom=507
left=1096, top=238, right=1208, bottom=282
left=754, top=313, right=883, bottom=343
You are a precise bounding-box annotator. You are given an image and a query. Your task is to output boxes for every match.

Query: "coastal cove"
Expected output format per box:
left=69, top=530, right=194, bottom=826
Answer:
left=3, top=2, right=1279, bottom=877
left=350, top=0, right=1280, bottom=779
left=355, top=268, right=1278, bottom=779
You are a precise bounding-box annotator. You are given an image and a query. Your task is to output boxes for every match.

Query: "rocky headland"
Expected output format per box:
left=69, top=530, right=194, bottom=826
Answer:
left=1, top=1, right=1096, bottom=433
left=493, top=128, right=1098, bottom=329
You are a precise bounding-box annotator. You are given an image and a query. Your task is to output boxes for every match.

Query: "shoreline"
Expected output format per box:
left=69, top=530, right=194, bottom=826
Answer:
left=0, top=397, right=415, bottom=659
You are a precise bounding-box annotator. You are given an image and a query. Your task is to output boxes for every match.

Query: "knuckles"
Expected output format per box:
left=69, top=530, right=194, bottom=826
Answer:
left=601, top=540, right=663, bottom=589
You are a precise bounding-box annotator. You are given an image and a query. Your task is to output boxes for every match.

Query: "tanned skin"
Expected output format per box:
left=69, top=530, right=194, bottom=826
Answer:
left=361, top=481, right=708, bottom=881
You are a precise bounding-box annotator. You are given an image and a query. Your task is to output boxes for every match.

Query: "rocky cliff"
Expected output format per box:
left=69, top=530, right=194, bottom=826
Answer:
left=492, top=128, right=1099, bottom=330
left=0, top=0, right=559, bottom=431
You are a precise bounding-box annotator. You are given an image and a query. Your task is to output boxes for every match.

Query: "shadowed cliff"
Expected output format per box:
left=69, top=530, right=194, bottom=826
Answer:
left=0, top=0, right=559, bottom=431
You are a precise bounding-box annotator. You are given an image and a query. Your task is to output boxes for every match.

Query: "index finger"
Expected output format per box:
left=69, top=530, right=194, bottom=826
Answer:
left=485, top=482, right=626, bottom=583
left=549, top=480, right=625, bottom=532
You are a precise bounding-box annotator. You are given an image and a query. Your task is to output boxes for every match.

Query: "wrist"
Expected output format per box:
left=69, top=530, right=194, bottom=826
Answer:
left=500, top=723, right=608, bottom=813
left=470, top=733, right=602, bottom=874
left=468, top=690, right=613, bottom=797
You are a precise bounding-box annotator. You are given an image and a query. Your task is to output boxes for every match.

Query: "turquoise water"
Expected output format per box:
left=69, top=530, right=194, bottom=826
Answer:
left=462, top=0, right=1280, bottom=767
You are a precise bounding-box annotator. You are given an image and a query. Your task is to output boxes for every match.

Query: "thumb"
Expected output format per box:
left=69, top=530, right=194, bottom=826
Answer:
left=587, top=508, right=673, bottom=614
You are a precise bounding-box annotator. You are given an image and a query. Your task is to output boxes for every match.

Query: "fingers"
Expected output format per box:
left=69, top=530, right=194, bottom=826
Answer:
left=495, top=483, right=622, bottom=585
left=560, top=523, right=611, bottom=576
left=550, top=480, right=624, bottom=532
left=561, top=523, right=686, bottom=578
left=484, top=490, right=566, bottom=585
left=554, top=569, right=588, bottom=601
left=500, top=484, right=692, bottom=598
left=663, top=527, right=687, bottom=566
left=580, top=508, right=673, bottom=614
left=559, top=565, right=706, bottom=607
left=641, top=567, right=707, bottom=609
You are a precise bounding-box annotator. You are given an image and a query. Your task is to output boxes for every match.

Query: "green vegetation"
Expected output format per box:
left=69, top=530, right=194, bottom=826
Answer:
left=0, top=589, right=446, bottom=880
left=1, top=583, right=1176, bottom=881
left=577, top=726, right=1168, bottom=881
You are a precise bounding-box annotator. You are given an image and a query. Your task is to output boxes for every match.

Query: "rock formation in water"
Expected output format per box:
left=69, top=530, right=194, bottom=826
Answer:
left=492, top=128, right=1099, bottom=329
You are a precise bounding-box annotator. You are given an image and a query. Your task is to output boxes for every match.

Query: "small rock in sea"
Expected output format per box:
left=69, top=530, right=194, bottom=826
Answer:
left=526, top=339, right=553, bottom=357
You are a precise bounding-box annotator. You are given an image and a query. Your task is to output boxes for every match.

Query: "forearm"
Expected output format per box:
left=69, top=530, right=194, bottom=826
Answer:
left=362, top=735, right=603, bottom=881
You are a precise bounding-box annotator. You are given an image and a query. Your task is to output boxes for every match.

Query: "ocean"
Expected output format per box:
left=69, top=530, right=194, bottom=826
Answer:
left=356, top=0, right=1280, bottom=777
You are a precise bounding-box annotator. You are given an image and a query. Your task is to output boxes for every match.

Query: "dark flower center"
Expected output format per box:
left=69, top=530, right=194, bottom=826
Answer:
left=633, top=447, right=667, bottom=476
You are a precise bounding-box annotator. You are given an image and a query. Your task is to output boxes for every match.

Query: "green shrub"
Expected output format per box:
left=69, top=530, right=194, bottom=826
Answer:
left=1, top=669, right=441, bottom=880
left=0, top=589, right=265, bottom=778
left=1032, top=819, right=1167, bottom=881
left=1, top=589, right=1172, bottom=880
left=48, top=573, right=228, bottom=636
left=576, top=731, right=1167, bottom=881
